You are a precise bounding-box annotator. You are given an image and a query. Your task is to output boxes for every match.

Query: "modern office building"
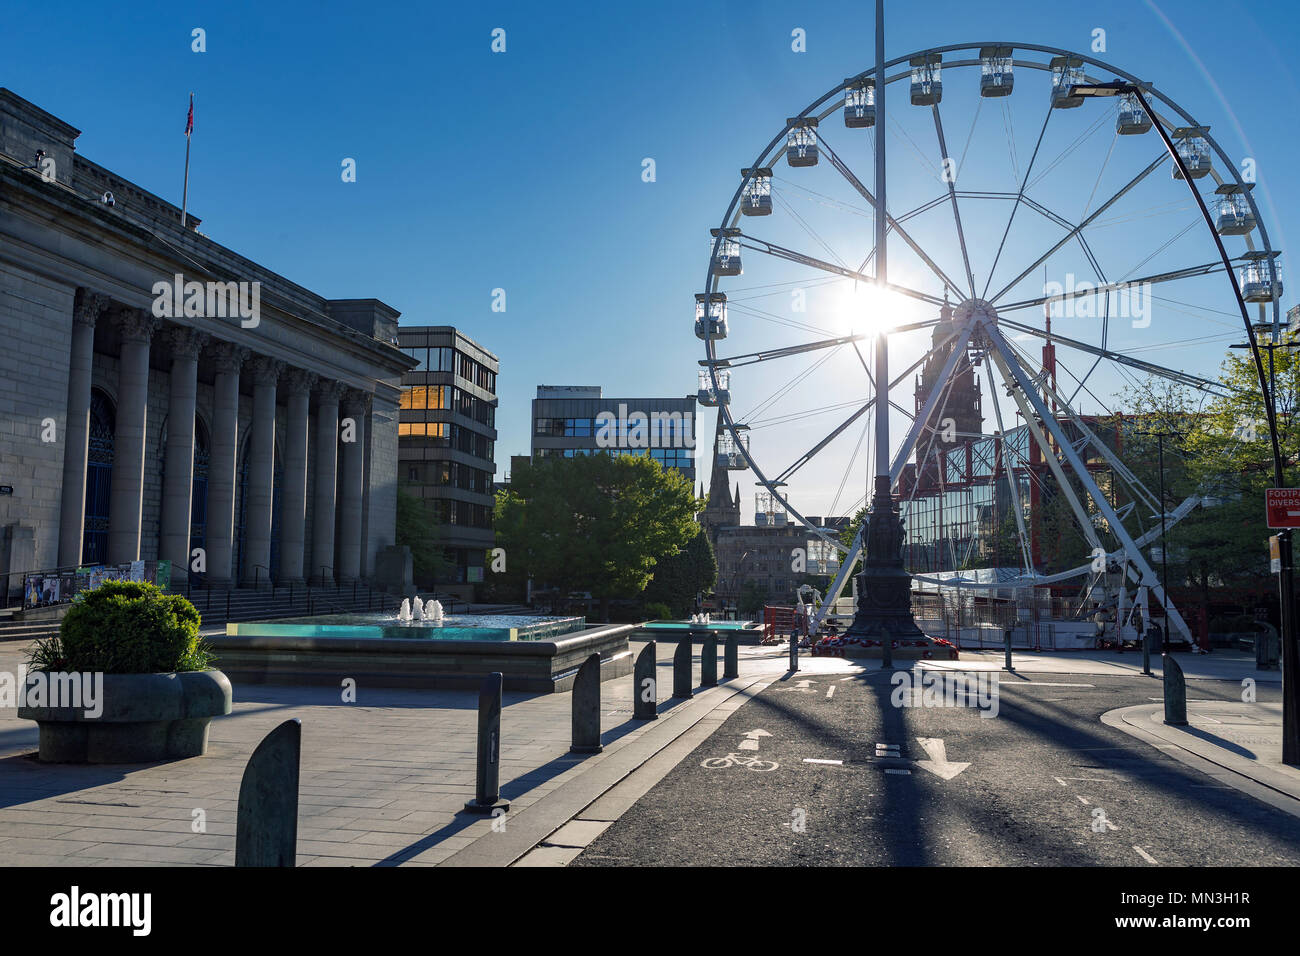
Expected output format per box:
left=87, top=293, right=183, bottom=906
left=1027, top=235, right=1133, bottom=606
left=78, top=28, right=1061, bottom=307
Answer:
left=396, top=327, right=497, bottom=594
left=0, top=89, right=411, bottom=595
left=529, top=385, right=697, bottom=484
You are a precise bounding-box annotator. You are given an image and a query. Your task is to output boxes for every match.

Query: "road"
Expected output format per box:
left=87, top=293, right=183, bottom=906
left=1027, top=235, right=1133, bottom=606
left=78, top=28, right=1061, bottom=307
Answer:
left=572, top=660, right=1300, bottom=866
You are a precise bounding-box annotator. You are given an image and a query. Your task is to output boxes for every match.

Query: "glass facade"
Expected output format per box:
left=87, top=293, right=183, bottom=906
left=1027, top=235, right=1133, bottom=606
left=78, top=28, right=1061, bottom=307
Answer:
left=397, top=328, right=499, bottom=584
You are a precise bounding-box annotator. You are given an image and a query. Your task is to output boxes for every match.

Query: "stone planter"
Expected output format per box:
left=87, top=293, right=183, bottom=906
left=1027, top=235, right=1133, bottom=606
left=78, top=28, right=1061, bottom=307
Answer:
left=18, top=670, right=232, bottom=763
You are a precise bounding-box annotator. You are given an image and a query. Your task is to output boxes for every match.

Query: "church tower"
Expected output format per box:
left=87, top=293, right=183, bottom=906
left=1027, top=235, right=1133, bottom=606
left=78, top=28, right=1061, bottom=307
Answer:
left=697, top=414, right=741, bottom=547
left=914, top=299, right=983, bottom=482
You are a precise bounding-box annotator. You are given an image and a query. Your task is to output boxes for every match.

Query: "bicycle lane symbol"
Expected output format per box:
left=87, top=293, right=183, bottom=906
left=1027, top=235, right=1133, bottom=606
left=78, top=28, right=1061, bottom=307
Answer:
left=700, top=728, right=779, bottom=771
left=701, top=753, right=780, bottom=771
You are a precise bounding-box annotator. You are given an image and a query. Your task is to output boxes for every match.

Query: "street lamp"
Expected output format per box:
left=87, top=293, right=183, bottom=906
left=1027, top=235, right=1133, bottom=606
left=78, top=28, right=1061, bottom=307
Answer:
left=1074, top=79, right=1298, bottom=762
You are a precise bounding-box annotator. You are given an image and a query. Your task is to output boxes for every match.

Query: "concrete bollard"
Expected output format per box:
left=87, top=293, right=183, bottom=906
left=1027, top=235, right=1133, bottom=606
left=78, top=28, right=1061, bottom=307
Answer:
left=571, top=653, right=603, bottom=754
left=235, top=719, right=301, bottom=867
left=673, top=638, right=693, bottom=698
left=724, top=632, right=739, bottom=680
left=634, top=642, right=657, bottom=720
left=701, top=634, right=718, bottom=687
left=1162, top=653, right=1188, bottom=726
left=464, top=671, right=510, bottom=814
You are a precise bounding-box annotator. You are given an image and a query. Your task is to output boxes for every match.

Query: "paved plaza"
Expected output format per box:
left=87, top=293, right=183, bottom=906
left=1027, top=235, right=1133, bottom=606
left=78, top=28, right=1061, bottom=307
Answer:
left=1, top=639, right=1298, bottom=866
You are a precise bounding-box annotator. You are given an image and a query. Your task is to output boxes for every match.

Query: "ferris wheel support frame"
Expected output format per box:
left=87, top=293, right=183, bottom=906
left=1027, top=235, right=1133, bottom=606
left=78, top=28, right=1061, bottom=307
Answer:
left=810, top=314, right=1199, bottom=642
left=983, top=319, right=1194, bottom=643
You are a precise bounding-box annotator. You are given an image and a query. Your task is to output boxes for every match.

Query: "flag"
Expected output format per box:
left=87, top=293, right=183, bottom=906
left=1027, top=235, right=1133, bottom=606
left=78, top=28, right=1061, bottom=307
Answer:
left=185, top=94, right=193, bottom=137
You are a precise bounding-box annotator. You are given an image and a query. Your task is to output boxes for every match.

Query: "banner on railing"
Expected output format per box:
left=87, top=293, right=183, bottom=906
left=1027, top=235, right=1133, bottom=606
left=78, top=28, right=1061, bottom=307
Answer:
left=23, top=560, right=168, bottom=610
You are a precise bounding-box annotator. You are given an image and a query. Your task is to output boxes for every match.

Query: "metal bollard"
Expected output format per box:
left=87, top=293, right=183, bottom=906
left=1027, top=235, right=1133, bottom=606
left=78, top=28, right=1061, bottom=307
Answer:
left=701, top=634, right=718, bottom=687
left=235, top=719, right=301, bottom=867
left=634, top=642, right=657, bottom=720
left=1004, top=629, right=1014, bottom=672
left=881, top=633, right=892, bottom=670
left=1162, top=653, right=1188, bottom=726
left=1142, top=627, right=1152, bottom=677
left=789, top=629, right=799, bottom=672
left=672, top=638, right=693, bottom=698
left=570, top=653, right=603, bottom=754
left=723, top=632, right=739, bottom=680
left=464, top=672, right=510, bottom=814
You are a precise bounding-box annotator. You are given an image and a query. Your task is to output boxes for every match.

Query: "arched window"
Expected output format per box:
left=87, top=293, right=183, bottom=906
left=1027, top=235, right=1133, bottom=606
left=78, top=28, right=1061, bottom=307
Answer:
left=83, top=389, right=115, bottom=565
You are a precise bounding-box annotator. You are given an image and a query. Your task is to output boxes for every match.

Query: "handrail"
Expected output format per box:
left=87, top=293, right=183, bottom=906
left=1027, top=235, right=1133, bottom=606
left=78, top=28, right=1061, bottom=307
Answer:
left=252, top=565, right=269, bottom=591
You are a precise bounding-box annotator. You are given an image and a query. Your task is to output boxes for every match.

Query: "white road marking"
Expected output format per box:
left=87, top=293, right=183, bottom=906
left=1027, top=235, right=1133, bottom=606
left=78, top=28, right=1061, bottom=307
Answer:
left=1134, top=846, right=1158, bottom=864
left=1053, top=776, right=1068, bottom=787
left=838, top=676, right=855, bottom=682
left=804, top=758, right=843, bottom=765
left=738, top=729, right=772, bottom=752
left=885, top=769, right=911, bottom=775
left=914, top=737, right=971, bottom=780
left=1076, top=795, right=1091, bottom=805
left=1002, top=682, right=1096, bottom=688
left=826, top=686, right=836, bottom=699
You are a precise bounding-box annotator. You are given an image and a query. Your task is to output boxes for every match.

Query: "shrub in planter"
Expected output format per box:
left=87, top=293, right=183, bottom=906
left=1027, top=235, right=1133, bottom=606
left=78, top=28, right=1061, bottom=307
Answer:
left=19, top=581, right=231, bottom=763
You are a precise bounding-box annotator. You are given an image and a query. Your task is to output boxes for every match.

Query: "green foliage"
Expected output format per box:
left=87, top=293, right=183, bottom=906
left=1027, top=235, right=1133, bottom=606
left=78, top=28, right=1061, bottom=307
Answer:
left=494, top=454, right=702, bottom=617
left=643, top=529, right=718, bottom=617
left=42, top=580, right=212, bottom=674
left=396, top=485, right=456, bottom=588
left=643, top=601, right=672, bottom=621
left=738, top=580, right=771, bottom=615
left=1109, top=352, right=1292, bottom=604
left=839, top=507, right=867, bottom=576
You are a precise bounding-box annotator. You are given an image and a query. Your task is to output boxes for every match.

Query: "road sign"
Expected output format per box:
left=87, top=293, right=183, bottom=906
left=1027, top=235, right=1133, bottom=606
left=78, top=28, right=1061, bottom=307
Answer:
left=1266, top=488, right=1300, bottom=528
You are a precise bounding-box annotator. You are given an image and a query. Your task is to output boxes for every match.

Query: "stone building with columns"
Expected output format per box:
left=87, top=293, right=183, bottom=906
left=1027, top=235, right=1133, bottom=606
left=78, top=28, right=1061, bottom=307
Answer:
left=0, top=89, right=413, bottom=593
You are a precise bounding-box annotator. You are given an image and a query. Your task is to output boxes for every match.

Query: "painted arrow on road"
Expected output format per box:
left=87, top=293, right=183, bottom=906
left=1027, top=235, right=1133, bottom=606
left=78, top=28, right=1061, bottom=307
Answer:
left=739, top=729, right=772, bottom=751
left=914, top=737, right=970, bottom=780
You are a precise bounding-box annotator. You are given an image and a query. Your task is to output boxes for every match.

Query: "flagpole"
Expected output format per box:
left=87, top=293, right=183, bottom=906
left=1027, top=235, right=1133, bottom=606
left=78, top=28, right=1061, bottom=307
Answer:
left=181, top=93, right=192, bottom=227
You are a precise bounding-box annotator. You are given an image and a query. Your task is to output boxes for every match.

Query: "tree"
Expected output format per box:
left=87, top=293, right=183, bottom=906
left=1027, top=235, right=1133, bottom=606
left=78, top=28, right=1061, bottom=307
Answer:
left=396, top=486, right=456, bottom=589
left=1105, top=336, right=1300, bottom=622
left=738, top=580, right=771, bottom=616
left=493, top=453, right=701, bottom=620
left=643, top=529, right=718, bottom=617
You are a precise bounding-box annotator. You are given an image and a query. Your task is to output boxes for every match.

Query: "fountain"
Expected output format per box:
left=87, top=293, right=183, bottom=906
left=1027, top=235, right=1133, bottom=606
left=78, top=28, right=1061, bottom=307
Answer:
left=217, top=592, right=633, bottom=692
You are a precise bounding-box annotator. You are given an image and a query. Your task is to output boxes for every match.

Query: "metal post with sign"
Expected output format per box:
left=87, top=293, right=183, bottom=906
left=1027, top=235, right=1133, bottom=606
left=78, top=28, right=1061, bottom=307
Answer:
left=1267, top=490, right=1300, bottom=759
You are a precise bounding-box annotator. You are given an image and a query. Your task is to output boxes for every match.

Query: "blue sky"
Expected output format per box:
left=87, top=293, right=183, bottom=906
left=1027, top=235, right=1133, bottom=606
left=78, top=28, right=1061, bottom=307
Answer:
left=5, top=0, right=1296, bottom=519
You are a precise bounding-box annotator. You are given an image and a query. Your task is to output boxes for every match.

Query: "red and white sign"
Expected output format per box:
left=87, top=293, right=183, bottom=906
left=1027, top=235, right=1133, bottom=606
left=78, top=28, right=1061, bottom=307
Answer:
left=1266, top=488, right=1300, bottom=528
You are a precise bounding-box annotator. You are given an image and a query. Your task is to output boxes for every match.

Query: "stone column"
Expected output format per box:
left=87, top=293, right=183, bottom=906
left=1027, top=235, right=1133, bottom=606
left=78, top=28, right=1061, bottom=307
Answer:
left=242, top=357, right=283, bottom=587
left=337, top=389, right=369, bottom=582
left=159, top=327, right=210, bottom=578
left=107, top=309, right=158, bottom=565
left=277, top=368, right=316, bottom=585
left=58, top=289, right=106, bottom=567
left=311, top=380, right=345, bottom=584
left=206, top=343, right=247, bottom=587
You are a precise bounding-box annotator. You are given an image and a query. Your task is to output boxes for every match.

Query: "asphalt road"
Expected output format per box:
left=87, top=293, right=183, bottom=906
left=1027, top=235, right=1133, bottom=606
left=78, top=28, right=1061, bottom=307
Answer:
left=572, top=662, right=1300, bottom=866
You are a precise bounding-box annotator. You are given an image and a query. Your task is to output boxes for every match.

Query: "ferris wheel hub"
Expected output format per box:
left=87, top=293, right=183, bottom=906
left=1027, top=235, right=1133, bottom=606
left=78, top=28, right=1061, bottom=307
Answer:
left=950, top=298, right=999, bottom=326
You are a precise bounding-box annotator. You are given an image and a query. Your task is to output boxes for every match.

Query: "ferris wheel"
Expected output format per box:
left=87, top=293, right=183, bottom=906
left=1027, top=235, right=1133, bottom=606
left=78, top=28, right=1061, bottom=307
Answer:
left=696, top=41, right=1284, bottom=641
